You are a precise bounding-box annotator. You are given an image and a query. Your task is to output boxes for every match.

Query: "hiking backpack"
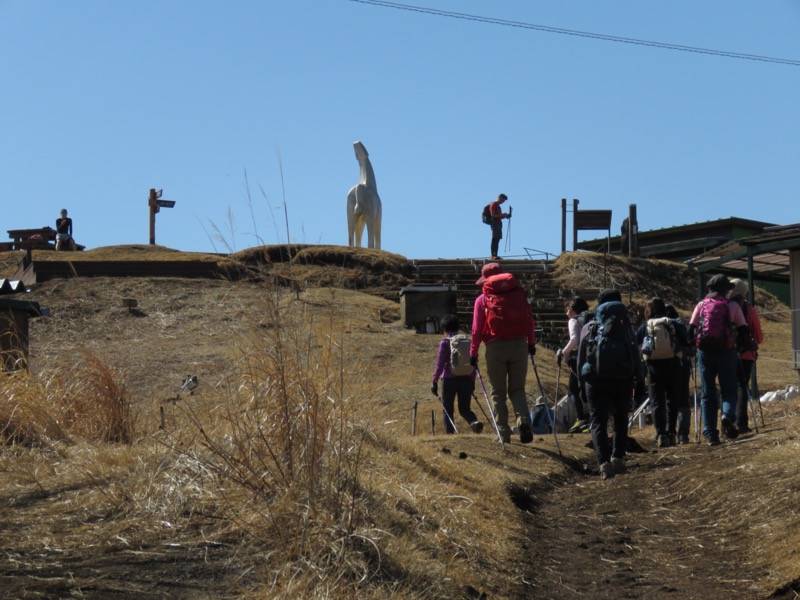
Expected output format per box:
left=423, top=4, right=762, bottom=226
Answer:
left=734, top=300, right=759, bottom=354
left=581, top=300, right=637, bottom=379
left=696, top=297, right=731, bottom=353
left=448, top=334, right=474, bottom=376
left=481, top=204, right=493, bottom=225
left=482, top=273, right=533, bottom=340
left=530, top=402, right=554, bottom=434
left=644, top=317, right=680, bottom=361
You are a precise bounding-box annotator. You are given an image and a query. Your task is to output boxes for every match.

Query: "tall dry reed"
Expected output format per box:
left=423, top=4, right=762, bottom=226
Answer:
left=172, top=283, right=376, bottom=594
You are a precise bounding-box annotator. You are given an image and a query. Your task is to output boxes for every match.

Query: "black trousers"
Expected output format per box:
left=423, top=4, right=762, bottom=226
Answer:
left=567, top=358, right=587, bottom=421
left=735, top=359, right=755, bottom=430
left=585, top=377, right=633, bottom=465
left=441, top=376, right=478, bottom=433
left=490, top=222, right=502, bottom=257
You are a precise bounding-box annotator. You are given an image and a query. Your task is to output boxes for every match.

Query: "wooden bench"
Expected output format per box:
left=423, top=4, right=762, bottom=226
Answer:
left=6, top=227, right=84, bottom=252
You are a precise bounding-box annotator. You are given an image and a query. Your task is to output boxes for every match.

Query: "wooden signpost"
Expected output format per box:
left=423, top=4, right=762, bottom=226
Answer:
left=148, top=188, right=176, bottom=245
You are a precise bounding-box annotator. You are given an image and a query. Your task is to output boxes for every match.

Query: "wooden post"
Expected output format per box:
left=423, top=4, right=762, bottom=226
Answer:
left=148, top=188, right=158, bottom=245
left=572, top=198, right=579, bottom=251
left=431, top=410, right=435, bottom=435
left=628, top=203, right=639, bottom=257
left=412, top=401, right=417, bottom=436
left=159, top=405, right=165, bottom=430
left=561, top=198, right=567, bottom=254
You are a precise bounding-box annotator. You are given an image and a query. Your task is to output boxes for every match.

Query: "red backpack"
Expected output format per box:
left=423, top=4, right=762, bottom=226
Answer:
left=482, top=273, right=532, bottom=339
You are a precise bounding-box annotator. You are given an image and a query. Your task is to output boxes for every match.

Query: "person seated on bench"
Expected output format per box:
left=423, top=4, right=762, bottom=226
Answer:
left=55, top=208, right=77, bottom=251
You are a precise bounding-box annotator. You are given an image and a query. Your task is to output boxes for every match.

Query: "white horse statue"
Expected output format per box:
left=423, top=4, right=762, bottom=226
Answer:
left=346, top=141, right=382, bottom=250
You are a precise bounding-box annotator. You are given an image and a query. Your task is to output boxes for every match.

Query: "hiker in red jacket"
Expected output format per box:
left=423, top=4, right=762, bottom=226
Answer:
left=727, top=278, right=764, bottom=433
left=469, top=262, right=536, bottom=444
left=488, top=194, right=511, bottom=259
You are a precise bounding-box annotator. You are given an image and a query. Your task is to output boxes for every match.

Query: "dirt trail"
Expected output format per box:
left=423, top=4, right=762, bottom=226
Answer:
left=521, top=430, right=778, bottom=599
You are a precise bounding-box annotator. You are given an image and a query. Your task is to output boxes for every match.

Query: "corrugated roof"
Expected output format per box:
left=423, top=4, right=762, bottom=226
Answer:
left=687, top=224, right=800, bottom=279
left=633, top=216, right=777, bottom=239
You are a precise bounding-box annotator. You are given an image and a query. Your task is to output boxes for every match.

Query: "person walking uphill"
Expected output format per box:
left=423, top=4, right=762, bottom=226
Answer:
left=431, top=315, right=483, bottom=435
left=727, top=278, right=764, bottom=433
left=635, top=297, right=686, bottom=448
left=577, top=289, right=644, bottom=480
left=557, top=296, right=591, bottom=433
left=488, top=194, right=511, bottom=260
left=469, top=263, right=536, bottom=444
left=688, top=274, right=750, bottom=446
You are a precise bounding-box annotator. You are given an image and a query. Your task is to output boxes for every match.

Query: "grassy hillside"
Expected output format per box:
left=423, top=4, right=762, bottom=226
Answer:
left=0, top=246, right=798, bottom=599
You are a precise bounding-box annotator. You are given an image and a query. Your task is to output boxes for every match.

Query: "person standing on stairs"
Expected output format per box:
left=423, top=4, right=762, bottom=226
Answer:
left=488, top=194, right=511, bottom=260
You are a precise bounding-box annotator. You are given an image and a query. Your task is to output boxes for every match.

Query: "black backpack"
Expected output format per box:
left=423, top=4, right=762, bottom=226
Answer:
left=580, top=301, right=638, bottom=380
left=481, top=204, right=492, bottom=225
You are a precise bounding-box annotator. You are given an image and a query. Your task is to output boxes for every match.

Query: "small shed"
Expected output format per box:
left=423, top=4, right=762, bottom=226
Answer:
left=399, top=285, right=458, bottom=333
left=0, top=297, right=45, bottom=371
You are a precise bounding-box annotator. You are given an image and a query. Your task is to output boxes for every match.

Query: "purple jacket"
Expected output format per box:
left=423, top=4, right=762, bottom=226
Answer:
left=432, top=335, right=476, bottom=383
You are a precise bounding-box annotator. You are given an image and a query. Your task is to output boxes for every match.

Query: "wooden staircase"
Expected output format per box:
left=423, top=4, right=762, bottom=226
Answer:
left=411, top=258, right=599, bottom=349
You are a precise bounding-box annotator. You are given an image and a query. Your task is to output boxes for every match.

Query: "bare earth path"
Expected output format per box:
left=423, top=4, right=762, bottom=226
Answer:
left=521, top=426, right=790, bottom=600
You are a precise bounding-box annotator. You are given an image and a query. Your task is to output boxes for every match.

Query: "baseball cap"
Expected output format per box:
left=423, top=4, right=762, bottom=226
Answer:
left=707, top=274, right=735, bottom=293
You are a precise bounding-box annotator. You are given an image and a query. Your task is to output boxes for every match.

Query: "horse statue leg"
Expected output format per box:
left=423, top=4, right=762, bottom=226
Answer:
left=354, top=217, right=366, bottom=248
left=373, top=200, right=382, bottom=250
left=346, top=186, right=358, bottom=246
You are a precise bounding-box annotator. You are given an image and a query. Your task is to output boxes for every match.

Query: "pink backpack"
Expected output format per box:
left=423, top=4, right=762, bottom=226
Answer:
left=696, top=297, right=731, bottom=353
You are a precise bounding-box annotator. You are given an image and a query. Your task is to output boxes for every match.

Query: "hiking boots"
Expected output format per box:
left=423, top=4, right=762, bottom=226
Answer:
left=669, top=434, right=678, bottom=447
left=600, top=462, right=615, bottom=480
left=610, top=456, right=626, bottom=474
left=707, top=433, right=721, bottom=446
left=500, top=429, right=512, bottom=444
left=721, top=415, right=739, bottom=440
left=569, top=419, right=589, bottom=434
left=678, top=434, right=690, bottom=445
left=470, top=421, right=484, bottom=434
left=657, top=434, right=672, bottom=448
left=519, top=421, right=533, bottom=444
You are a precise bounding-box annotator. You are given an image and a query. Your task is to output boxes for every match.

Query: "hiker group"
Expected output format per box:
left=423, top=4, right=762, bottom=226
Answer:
left=430, top=260, right=764, bottom=480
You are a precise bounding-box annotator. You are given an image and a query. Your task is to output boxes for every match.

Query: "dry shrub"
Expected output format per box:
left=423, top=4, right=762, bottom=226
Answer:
left=0, top=351, right=134, bottom=446
left=0, top=370, right=65, bottom=446
left=50, top=351, right=134, bottom=443
left=171, top=284, right=382, bottom=595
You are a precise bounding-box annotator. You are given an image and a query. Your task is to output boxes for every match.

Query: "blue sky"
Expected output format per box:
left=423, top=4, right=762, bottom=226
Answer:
left=2, top=1, right=798, bottom=259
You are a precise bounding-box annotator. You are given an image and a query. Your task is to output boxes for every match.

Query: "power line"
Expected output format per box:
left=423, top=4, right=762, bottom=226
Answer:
left=349, top=0, right=800, bottom=67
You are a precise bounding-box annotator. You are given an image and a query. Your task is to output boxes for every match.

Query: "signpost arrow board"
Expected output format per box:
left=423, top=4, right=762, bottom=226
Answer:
left=148, top=188, right=176, bottom=245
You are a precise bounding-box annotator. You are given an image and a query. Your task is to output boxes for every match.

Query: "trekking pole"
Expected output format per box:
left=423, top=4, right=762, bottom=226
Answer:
left=475, top=368, right=505, bottom=447
left=737, top=358, right=759, bottom=434
left=504, top=207, right=512, bottom=253
left=472, top=392, right=492, bottom=425
left=553, top=360, right=562, bottom=430
left=554, top=361, right=562, bottom=406
left=629, top=396, right=651, bottom=429
left=530, top=355, right=563, bottom=456
left=755, top=380, right=765, bottom=427
left=433, top=392, right=459, bottom=434
left=750, top=364, right=765, bottom=427
left=693, top=358, right=700, bottom=443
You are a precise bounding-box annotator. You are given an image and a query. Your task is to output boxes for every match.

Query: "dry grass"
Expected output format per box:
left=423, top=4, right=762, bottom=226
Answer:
left=0, top=246, right=799, bottom=598
left=1, top=351, right=133, bottom=446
